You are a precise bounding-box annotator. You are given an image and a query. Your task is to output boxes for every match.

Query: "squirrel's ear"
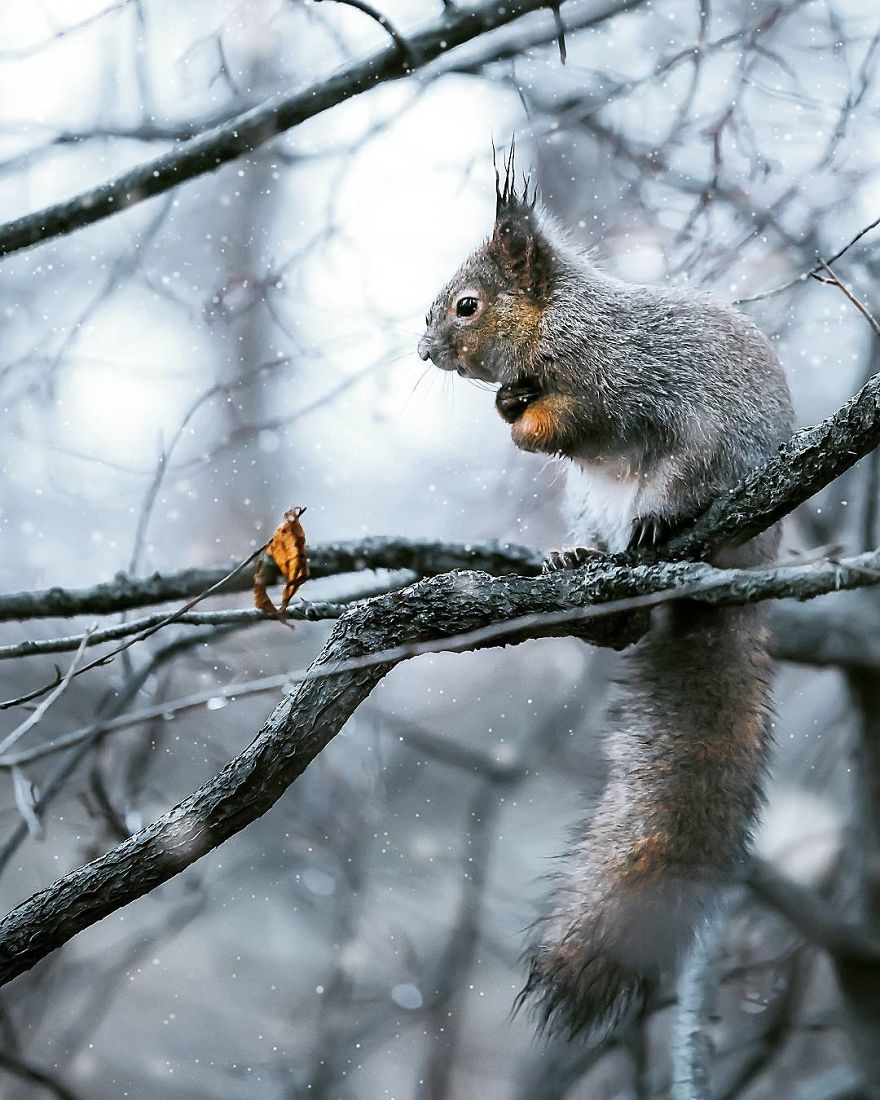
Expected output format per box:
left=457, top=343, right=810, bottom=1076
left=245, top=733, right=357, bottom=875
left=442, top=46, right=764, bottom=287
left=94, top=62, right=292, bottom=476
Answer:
left=489, top=204, right=554, bottom=301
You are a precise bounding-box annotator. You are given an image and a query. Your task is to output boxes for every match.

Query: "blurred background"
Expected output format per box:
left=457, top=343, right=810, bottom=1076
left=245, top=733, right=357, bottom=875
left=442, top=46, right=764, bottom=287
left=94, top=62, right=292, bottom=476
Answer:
left=0, top=0, right=878, bottom=1096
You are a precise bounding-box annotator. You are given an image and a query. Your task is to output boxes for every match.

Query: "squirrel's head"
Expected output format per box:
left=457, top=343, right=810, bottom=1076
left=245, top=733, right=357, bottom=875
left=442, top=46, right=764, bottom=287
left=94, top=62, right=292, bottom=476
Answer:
left=418, top=147, right=555, bottom=387
left=418, top=150, right=590, bottom=457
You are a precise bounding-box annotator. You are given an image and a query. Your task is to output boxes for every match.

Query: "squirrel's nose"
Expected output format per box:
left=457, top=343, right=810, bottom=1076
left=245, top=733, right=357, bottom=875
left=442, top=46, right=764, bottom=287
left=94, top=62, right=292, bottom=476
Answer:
left=418, top=335, right=432, bottom=362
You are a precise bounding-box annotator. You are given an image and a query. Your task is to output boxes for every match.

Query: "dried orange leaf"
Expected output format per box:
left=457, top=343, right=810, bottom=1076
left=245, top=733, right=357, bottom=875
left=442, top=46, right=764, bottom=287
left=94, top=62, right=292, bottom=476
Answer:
left=253, top=506, right=310, bottom=618
left=253, top=558, right=278, bottom=616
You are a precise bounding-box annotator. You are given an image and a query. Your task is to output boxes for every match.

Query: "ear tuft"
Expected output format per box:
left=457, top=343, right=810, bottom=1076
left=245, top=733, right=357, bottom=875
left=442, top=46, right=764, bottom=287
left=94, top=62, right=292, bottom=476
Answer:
left=490, top=139, right=553, bottom=301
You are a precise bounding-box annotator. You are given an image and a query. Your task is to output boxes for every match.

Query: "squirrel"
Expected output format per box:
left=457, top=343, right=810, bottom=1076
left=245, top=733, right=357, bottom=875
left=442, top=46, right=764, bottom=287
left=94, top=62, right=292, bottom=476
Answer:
left=416, top=151, right=794, bottom=1043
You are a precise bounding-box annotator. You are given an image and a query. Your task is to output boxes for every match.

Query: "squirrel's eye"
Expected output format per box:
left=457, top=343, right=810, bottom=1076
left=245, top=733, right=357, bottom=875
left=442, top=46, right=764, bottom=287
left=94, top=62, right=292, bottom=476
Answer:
left=456, top=296, right=479, bottom=318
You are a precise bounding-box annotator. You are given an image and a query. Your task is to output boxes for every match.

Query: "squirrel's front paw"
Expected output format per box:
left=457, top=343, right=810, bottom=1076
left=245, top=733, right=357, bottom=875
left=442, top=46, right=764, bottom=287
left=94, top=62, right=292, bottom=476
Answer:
left=542, top=546, right=604, bottom=573
left=629, top=515, right=675, bottom=551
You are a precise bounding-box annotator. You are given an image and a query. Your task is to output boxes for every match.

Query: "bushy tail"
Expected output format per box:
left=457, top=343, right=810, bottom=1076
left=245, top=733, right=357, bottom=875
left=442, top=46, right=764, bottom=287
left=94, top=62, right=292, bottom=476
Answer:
left=520, top=601, right=774, bottom=1043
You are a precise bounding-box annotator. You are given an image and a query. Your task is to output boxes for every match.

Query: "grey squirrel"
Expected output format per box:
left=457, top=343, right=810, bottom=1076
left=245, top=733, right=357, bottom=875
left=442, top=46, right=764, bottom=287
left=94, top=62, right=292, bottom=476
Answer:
left=417, top=152, right=794, bottom=1042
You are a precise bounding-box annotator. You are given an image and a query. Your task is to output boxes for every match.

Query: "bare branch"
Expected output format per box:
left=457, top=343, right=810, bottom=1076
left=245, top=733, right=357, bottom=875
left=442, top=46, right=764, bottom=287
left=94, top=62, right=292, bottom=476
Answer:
left=5, top=555, right=875, bottom=773
left=7, top=341, right=880, bottom=631
left=747, top=859, right=880, bottom=964
left=0, top=628, right=95, bottom=753
left=811, top=256, right=880, bottom=339
left=1, top=542, right=880, bottom=987
left=671, top=907, right=729, bottom=1100
left=0, top=548, right=267, bottom=710
left=748, top=858, right=880, bottom=1089
left=0, top=577, right=410, bottom=662
left=0, top=538, right=541, bottom=623
left=771, top=595, right=880, bottom=672
left=663, top=363, right=880, bottom=559
left=0, top=629, right=224, bottom=879
left=315, top=0, right=417, bottom=65
left=0, top=671, right=295, bottom=770
left=0, top=0, right=133, bottom=62
left=735, top=212, right=880, bottom=304
left=0, top=0, right=643, bottom=257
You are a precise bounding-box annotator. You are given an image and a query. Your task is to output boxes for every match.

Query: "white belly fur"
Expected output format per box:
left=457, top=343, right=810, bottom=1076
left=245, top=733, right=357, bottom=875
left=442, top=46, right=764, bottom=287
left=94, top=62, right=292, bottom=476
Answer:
left=564, top=458, right=672, bottom=553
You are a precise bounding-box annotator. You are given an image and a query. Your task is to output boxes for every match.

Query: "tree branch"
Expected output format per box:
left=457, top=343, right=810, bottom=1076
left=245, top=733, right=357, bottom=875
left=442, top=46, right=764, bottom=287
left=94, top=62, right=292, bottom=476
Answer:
left=671, top=907, right=729, bottom=1100
left=0, top=538, right=540, bottom=623
left=663, top=363, right=880, bottom=559
left=0, top=0, right=646, bottom=257
left=735, top=212, right=880, bottom=305
left=747, top=859, right=880, bottom=964
left=1, top=546, right=880, bottom=987
left=315, top=0, right=417, bottom=65
left=747, top=858, right=880, bottom=1092
left=4, top=334, right=880, bottom=986
left=7, top=347, right=880, bottom=628
left=0, top=577, right=410, bottom=661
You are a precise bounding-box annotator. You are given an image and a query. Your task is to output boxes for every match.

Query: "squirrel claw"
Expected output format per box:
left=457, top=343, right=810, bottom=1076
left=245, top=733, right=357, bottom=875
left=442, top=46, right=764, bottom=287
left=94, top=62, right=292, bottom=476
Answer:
left=542, top=546, right=603, bottom=573
left=629, top=515, right=672, bottom=551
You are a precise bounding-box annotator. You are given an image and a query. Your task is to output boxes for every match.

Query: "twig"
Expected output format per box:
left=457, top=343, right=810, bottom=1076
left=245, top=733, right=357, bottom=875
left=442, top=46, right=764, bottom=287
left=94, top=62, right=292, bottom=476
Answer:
left=0, top=0, right=133, bottom=62
left=810, top=256, right=880, bottom=339
left=10, top=768, right=43, bottom=838
left=0, top=672, right=294, bottom=769
left=0, top=548, right=266, bottom=710
left=549, top=0, right=566, bottom=63
left=735, top=212, right=880, bottom=305
left=0, top=629, right=225, bottom=878
left=0, top=628, right=96, bottom=753
left=315, top=0, right=418, bottom=66
left=127, top=385, right=226, bottom=578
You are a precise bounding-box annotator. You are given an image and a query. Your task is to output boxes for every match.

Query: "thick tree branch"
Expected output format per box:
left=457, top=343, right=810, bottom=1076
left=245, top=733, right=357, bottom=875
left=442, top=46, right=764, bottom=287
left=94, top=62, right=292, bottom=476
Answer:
left=671, top=908, right=729, bottom=1100
left=1, top=322, right=876, bottom=649
left=663, top=364, right=880, bottom=559
left=770, top=594, right=880, bottom=671
left=1, top=547, right=880, bottom=987
left=3, top=554, right=877, bottom=772
left=3, top=341, right=880, bottom=985
left=0, top=0, right=647, bottom=257
left=6, top=353, right=880, bottom=627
